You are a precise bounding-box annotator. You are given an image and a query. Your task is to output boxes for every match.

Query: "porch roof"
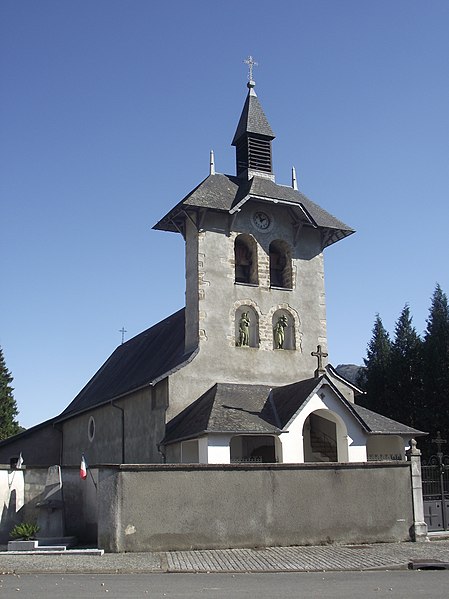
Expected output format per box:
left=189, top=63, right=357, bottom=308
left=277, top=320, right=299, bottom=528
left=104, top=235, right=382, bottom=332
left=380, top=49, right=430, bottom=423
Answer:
left=163, top=376, right=426, bottom=446
left=350, top=404, right=427, bottom=436
left=163, top=383, right=279, bottom=445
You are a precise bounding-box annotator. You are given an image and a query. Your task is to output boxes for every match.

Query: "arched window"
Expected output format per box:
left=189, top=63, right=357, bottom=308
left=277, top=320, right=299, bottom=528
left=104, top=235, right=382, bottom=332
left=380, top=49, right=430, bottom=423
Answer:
left=235, top=234, right=258, bottom=285
left=269, top=240, right=292, bottom=289
left=235, top=306, right=259, bottom=348
left=272, top=309, right=295, bottom=350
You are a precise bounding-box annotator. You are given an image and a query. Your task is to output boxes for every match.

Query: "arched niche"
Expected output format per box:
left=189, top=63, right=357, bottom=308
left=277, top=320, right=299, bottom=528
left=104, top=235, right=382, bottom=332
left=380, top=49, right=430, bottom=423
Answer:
left=269, top=240, right=292, bottom=289
left=235, top=234, right=258, bottom=285
left=272, top=309, right=295, bottom=350
left=235, top=305, right=259, bottom=348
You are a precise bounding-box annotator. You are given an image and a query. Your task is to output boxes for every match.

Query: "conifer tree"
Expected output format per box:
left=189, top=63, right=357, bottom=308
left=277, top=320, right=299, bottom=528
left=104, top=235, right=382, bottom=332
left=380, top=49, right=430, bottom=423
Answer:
left=422, top=284, right=449, bottom=445
left=0, top=346, right=20, bottom=440
left=358, top=314, right=392, bottom=415
left=389, top=305, right=423, bottom=427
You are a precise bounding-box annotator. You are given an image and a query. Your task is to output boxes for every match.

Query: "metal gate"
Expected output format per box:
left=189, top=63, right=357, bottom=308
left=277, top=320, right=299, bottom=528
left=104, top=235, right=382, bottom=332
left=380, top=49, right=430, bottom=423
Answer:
left=422, top=459, right=449, bottom=531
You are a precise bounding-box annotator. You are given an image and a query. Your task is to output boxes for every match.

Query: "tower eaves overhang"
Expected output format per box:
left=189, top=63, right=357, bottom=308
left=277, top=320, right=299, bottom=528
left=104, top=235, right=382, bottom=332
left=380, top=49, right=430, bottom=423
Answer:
left=153, top=174, right=355, bottom=249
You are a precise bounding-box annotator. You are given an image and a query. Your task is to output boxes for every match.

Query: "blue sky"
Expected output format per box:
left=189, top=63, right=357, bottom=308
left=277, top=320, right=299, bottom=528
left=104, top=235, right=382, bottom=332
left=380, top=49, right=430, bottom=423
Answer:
left=1, top=1, right=448, bottom=429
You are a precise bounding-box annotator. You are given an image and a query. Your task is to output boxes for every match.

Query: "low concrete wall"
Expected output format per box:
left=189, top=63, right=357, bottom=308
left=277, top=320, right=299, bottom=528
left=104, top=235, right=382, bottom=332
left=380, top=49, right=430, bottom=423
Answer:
left=1, top=462, right=417, bottom=551
left=96, top=462, right=414, bottom=552
left=61, top=468, right=99, bottom=544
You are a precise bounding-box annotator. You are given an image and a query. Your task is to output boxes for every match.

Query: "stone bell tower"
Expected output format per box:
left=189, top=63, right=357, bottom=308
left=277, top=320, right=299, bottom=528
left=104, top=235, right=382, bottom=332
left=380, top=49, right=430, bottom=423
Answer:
left=153, top=63, right=354, bottom=390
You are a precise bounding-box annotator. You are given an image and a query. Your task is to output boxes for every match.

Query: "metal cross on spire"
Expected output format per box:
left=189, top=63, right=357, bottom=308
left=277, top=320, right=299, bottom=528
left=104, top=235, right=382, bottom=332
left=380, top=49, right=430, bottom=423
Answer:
left=119, top=327, right=127, bottom=345
left=244, top=55, right=258, bottom=83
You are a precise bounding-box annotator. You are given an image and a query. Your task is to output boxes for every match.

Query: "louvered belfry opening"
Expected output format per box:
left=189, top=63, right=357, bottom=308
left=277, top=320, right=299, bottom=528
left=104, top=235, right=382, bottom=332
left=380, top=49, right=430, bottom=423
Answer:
left=236, top=134, right=272, bottom=176
left=232, top=83, right=275, bottom=179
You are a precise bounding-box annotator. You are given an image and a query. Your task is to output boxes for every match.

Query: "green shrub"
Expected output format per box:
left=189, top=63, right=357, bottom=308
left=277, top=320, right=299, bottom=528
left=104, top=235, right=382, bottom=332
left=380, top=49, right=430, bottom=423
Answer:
left=9, top=522, right=39, bottom=540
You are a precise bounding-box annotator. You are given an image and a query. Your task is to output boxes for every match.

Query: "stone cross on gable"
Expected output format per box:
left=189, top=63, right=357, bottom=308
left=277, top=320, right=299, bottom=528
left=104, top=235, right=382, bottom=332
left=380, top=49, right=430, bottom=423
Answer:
left=311, top=344, right=328, bottom=378
left=244, top=55, right=258, bottom=82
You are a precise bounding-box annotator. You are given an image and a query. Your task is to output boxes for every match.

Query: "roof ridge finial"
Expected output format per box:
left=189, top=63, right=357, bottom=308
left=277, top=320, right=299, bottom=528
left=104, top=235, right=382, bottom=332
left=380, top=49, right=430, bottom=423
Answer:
left=209, top=150, right=215, bottom=175
left=243, top=55, right=258, bottom=90
left=292, top=166, right=298, bottom=190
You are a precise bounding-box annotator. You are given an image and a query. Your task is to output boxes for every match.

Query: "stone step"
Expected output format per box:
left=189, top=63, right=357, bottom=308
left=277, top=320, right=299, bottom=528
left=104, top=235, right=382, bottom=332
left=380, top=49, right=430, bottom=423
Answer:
left=3, top=547, right=104, bottom=555
left=312, top=452, right=331, bottom=462
left=37, top=536, right=77, bottom=547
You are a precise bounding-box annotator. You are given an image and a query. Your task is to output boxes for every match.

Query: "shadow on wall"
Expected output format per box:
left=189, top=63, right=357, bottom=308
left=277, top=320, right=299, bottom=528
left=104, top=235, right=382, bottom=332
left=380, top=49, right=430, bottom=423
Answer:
left=0, top=489, right=20, bottom=544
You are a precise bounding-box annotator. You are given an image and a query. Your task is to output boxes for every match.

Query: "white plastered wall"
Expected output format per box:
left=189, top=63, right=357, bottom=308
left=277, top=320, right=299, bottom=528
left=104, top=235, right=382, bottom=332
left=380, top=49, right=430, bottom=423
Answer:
left=198, top=437, right=209, bottom=463
left=280, top=386, right=368, bottom=463
left=206, top=434, right=231, bottom=464
left=0, top=469, right=24, bottom=541
left=0, top=469, right=24, bottom=511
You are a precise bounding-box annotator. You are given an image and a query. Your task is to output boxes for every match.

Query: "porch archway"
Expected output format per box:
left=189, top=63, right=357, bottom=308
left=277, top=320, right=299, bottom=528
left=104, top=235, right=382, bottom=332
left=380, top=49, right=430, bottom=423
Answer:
left=302, top=410, right=349, bottom=463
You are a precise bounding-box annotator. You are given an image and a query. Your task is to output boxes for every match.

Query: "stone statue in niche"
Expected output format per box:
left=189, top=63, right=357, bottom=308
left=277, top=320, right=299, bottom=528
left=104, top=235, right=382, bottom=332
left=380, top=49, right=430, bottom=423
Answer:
left=236, top=312, right=251, bottom=347
left=274, top=315, right=288, bottom=349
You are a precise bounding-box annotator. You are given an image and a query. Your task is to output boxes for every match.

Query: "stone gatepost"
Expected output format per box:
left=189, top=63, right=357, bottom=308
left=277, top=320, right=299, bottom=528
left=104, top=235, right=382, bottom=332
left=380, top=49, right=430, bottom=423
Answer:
left=406, top=439, right=429, bottom=542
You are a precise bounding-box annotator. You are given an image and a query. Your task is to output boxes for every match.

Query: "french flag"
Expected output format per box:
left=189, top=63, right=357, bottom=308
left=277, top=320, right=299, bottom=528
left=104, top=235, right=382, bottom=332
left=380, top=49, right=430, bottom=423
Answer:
left=80, top=454, right=88, bottom=480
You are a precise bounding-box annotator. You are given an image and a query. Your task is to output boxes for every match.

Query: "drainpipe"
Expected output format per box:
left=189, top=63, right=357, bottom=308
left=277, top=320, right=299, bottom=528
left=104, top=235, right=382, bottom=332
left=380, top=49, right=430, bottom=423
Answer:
left=52, top=421, right=66, bottom=535
left=157, top=443, right=167, bottom=464
left=53, top=421, right=64, bottom=466
left=111, top=402, right=125, bottom=464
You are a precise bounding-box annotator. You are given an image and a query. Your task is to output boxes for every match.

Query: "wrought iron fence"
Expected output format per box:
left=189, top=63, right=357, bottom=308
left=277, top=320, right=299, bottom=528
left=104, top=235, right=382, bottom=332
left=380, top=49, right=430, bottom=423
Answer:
left=422, top=456, right=449, bottom=500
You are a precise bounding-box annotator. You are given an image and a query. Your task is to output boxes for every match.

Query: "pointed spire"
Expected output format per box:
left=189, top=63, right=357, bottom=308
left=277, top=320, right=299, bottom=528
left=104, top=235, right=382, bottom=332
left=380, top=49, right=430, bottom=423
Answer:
left=231, top=86, right=275, bottom=145
left=232, top=57, right=275, bottom=180
left=292, top=166, right=298, bottom=190
left=209, top=150, right=215, bottom=175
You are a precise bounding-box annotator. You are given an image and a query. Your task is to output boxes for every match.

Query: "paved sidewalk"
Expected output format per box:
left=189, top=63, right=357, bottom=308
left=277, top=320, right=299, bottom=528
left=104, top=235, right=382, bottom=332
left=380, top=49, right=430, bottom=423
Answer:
left=1, top=539, right=449, bottom=574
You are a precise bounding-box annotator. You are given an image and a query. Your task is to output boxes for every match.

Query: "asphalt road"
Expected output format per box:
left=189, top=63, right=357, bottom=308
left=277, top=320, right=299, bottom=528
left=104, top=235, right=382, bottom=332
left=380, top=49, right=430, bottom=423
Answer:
left=1, top=571, right=448, bottom=598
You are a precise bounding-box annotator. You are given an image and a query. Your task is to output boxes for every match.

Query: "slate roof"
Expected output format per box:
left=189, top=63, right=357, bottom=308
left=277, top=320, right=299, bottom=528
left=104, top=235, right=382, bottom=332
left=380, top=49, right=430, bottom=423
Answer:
left=232, top=88, right=275, bottom=144
left=270, top=378, right=324, bottom=428
left=350, top=404, right=426, bottom=436
left=163, top=376, right=426, bottom=445
left=155, top=81, right=354, bottom=248
left=163, top=383, right=279, bottom=444
left=153, top=173, right=354, bottom=248
left=57, top=308, right=194, bottom=420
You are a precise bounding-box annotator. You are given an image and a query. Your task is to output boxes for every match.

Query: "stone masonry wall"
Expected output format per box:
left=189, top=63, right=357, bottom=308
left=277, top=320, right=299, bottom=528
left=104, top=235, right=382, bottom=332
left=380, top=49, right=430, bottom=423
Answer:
left=168, top=203, right=327, bottom=422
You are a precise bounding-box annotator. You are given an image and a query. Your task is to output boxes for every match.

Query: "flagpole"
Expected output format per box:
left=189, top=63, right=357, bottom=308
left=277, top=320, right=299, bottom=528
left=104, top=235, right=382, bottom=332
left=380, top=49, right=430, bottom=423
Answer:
left=80, top=454, right=97, bottom=490
left=88, top=467, right=98, bottom=490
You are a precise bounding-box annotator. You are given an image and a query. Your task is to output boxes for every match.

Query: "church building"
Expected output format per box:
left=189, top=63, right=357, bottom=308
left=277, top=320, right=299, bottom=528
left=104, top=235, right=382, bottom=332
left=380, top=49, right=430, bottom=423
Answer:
left=0, top=63, right=424, bottom=467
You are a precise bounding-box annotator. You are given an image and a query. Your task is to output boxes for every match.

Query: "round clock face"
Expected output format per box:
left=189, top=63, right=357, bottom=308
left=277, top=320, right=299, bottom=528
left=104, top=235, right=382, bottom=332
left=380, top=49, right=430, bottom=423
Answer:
left=253, top=211, right=271, bottom=230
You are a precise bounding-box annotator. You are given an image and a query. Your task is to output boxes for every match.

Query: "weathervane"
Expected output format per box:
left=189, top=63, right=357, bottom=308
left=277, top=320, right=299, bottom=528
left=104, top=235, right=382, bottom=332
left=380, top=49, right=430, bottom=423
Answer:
left=244, top=55, right=258, bottom=83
